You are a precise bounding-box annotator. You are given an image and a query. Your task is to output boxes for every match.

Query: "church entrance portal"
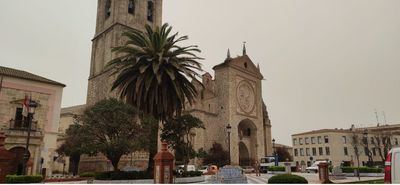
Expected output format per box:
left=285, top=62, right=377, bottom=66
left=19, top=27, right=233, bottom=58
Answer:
left=237, top=119, right=257, bottom=166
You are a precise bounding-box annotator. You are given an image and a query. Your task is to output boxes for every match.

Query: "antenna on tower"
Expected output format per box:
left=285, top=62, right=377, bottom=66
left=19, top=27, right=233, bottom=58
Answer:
left=382, top=111, right=387, bottom=125
left=374, top=109, right=380, bottom=127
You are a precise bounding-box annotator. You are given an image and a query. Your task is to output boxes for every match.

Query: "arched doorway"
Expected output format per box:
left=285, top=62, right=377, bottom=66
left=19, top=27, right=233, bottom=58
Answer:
left=237, top=119, right=257, bottom=166
left=239, top=142, right=250, bottom=166
left=9, top=147, right=30, bottom=175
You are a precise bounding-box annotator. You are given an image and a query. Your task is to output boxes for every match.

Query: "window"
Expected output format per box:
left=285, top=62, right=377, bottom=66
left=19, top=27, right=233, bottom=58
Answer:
left=319, top=147, right=323, bottom=155
left=147, top=0, right=154, bottom=22
left=342, top=136, right=347, bottom=144
left=14, top=108, right=28, bottom=128
left=312, top=148, right=317, bottom=156
left=318, top=136, right=322, bottom=144
left=344, top=147, right=348, bottom=156
left=306, top=148, right=310, bottom=156
left=372, top=148, right=376, bottom=156
left=299, top=138, right=303, bottom=145
left=128, top=0, right=135, bottom=14
left=395, top=138, right=399, bottom=145
left=244, top=62, right=248, bottom=68
left=105, top=0, right=112, bottom=19
left=325, top=147, right=330, bottom=155
left=324, top=136, right=329, bottom=143
left=293, top=139, right=297, bottom=146
left=300, top=148, right=304, bottom=156
left=305, top=137, right=310, bottom=145
left=311, top=137, right=316, bottom=144
left=294, top=149, right=298, bottom=157
left=371, top=137, right=375, bottom=144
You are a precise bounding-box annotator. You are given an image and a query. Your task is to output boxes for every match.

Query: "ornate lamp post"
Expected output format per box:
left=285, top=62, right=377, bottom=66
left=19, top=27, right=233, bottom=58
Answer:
left=226, top=124, right=232, bottom=165
left=272, top=138, right=278, bottom=166
left=363, top=129, right=372, bottom=167
left=23, top=99, right=38, bottom=175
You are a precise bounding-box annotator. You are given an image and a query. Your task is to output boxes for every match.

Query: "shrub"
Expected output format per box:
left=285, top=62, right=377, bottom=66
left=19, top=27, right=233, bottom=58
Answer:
left=268, top=174, right=308, bottom=184
left=6, top=175, right=43, bottom=183
left=341, top=167, right=383, bottom=173
left=80, top=172, right=96, bottom=177
left=94, top=171, right=152, bottom=180
left=268, top=166, right=285, bottom=172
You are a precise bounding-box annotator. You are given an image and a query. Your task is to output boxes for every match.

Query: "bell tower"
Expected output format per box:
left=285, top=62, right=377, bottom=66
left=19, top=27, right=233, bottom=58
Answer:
left=87, top=0, right=162, bottom=105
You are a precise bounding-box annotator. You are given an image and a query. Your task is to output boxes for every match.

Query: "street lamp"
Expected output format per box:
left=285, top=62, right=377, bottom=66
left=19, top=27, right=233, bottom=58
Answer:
left=272, top=138, right=278, bottom=166
left=363, top=129, right=372, bottom=167
left=226, top=124, right=232, bottom=165
left=22, top=99, right=38, bottom=175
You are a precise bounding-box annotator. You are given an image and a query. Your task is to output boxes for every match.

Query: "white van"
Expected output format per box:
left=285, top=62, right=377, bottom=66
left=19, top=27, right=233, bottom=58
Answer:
left=385, top=148, right=400, bottom=183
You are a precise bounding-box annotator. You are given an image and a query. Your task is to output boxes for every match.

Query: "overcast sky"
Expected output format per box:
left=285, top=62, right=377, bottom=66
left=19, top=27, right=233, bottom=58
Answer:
left=1, top=0, right=399, bottom=145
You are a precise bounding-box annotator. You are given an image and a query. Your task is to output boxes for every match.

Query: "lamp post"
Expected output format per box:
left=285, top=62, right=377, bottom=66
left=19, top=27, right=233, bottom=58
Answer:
left=363, top=129, right=372, bottom=167
left=22, top=99, right=38, bottom=175
left=226, top=124, right=232, bottom=165
left=272, top=138, right=278, bottom=166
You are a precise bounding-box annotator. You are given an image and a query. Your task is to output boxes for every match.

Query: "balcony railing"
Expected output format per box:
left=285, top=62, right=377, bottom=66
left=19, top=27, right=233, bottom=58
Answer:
left=9, top=119, right=38, bottom=131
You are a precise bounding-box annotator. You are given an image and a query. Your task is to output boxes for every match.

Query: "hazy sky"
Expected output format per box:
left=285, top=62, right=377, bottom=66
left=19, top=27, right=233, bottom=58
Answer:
left=1, top=0, right=399, bottom=145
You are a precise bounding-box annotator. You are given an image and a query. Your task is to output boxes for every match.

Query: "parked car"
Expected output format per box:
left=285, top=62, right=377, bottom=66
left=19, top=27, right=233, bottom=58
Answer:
left=198, top=166, right=208, bottom=174
left=176, top=165, right=196, bottom=174
left=306, top=161, right=327, bottom=173
left=242, top=166, right=255, bottom=173
left=385, top=147, right=400, bottom=183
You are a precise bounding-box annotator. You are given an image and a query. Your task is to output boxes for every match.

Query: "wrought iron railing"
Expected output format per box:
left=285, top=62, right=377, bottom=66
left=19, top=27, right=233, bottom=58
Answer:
left=9, top=119, right=38, bottom=131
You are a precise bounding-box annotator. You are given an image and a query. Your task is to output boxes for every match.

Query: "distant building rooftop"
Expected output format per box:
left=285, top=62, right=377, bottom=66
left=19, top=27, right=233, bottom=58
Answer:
left=292, top=123, right=400, bottom=136
left=0, top=66, right=65, bottom=87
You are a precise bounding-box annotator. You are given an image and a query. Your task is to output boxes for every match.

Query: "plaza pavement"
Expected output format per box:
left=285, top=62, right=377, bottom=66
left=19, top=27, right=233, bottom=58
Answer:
left=201, top=173, right=383, bottom=184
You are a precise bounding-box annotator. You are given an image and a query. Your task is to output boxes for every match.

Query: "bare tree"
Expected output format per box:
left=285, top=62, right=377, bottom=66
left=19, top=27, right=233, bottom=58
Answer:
left=372, top=131, right=394, bottom=163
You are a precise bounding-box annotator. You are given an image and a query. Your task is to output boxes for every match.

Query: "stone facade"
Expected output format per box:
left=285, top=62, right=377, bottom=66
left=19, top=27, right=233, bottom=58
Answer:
left=86, top=0, right=162, bottom=106
left=0, top=68, right=64, bottom=177
left=187, top=53, right=273, bottom=166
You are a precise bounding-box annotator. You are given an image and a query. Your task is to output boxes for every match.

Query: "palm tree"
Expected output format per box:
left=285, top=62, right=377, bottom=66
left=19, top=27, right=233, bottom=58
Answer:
left=107, top=23, right=203, bottom=173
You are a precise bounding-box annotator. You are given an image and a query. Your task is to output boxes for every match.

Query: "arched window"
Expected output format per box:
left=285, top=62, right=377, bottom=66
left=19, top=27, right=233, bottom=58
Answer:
left=147, top=1, right=154, bottom=22
left=105, top=0, right=112, bottom=19
left=128, top=0, right=135, bottom=14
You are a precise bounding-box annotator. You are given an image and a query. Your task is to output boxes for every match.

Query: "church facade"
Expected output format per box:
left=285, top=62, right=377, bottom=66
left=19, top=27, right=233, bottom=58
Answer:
left=58, top=0, right=272, bottom=173
left=187, top=50, right=273, bottom=166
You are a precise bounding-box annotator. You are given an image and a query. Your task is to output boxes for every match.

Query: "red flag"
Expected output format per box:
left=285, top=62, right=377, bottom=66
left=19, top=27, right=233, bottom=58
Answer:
left=22, top=95, right=29, bottom=117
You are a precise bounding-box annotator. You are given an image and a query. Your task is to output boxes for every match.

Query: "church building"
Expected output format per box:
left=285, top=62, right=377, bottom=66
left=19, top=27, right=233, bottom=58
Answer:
left=58, top=0, right=272, bottom=173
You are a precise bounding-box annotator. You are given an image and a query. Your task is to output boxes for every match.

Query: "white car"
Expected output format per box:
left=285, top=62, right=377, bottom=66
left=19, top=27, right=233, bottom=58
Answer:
left=198, top=166, right=208, bottom=174
left=306, top=161, right=327, bottom=173
left=385, top=147, right=400, bottom=183
left=177, top=165, right=196, bottom=174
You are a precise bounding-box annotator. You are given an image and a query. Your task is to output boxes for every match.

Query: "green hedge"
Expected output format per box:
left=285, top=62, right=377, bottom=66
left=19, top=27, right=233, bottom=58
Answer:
left=268, top=166, right=285, bottom=172
left=268, top=174, right=308, bottom=184
left=6, top=175, right=43, bottom=184
left=80, top=172, right=96, bottom=177
left=175, top=171, right=203, bottom=178
left=94, top=171, right=152, bottom=180
left=341, top=167, right=383, bottom=173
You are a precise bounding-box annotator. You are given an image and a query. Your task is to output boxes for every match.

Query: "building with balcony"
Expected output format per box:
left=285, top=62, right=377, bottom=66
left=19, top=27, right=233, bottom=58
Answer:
left=0, top=66, right=64, bottom=176
left=292, top=124, right=400, bottom=168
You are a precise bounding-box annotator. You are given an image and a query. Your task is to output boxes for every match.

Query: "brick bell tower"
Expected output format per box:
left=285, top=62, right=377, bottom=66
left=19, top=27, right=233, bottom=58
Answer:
left=87, top=0, right=162, bottom=105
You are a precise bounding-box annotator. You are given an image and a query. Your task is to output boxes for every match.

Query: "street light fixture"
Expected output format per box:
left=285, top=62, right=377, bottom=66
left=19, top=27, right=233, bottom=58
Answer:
left=226, top=124, right=232, bottom=165
left=272, top=138, right=278, bottom=166
left=22, top=99, right=38, bottom=175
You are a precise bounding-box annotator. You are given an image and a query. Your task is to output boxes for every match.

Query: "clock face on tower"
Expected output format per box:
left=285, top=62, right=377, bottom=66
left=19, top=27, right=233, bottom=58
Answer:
left=236, top=80, right=256, bottom=114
